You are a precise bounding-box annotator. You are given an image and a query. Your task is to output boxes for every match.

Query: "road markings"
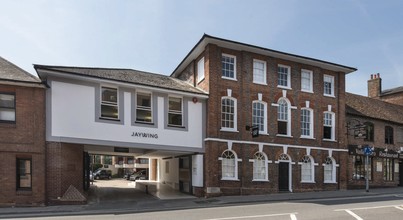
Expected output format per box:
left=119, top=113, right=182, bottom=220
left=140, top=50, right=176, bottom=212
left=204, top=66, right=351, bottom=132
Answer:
left=394, top=206, right=403, bottom=211
left=203, top=212, right=298, bottom=220
left=335, top=204, right=403, bottom=211
left=344, top=210, right=363, bottom=220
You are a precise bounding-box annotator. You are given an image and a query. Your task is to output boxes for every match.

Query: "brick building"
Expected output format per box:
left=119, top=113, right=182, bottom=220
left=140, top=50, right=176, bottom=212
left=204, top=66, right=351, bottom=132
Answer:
left=368, top=73, right=403, bottom=106
left=346, top=77, right=403, bottom=189
left=171, top=35, right=357, bottom=196
left=0, top=57, right=46, bottom=206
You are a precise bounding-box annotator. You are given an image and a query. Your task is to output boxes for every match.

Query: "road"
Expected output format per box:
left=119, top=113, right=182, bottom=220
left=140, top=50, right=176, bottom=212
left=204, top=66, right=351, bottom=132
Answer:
left=11, top=194, right=403, bottom=220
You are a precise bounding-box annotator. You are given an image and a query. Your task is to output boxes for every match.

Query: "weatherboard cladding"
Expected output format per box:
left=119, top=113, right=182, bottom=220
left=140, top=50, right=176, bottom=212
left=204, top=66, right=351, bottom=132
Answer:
left=346, top=92, right=403, bottom=124
left=34, top=65, right=206, bottom=95
left=0, top=56, right=41, bottom=83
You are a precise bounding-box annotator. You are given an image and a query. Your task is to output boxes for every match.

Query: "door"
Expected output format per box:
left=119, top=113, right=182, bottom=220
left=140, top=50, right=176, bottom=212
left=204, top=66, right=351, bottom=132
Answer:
left=278, top=162, right=289, bottom=191
left=83, top=152, right=90, bottom=191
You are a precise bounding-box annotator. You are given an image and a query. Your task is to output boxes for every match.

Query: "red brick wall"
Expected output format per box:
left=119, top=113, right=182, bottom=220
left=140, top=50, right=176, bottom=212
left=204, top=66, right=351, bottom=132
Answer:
left=46, top=142, right=85, bottom=204
left=380, top=93, right=403, bottom=106
left=177, top=43, right=348, bottom=196
left=0, top=84, right=46, bottom=206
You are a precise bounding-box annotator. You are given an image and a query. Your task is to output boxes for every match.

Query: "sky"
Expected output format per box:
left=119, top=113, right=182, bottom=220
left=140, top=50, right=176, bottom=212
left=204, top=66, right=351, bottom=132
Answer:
left=1, top=0, right=402, bottom=96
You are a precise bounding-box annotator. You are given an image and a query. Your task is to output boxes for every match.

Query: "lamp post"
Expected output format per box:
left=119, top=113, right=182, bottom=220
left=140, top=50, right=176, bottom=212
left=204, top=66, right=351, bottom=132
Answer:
left=363, top=145, right=373, bottom=192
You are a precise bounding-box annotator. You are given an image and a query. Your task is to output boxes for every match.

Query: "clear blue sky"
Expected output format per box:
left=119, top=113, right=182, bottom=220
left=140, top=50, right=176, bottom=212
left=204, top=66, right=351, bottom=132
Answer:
left=1, top=0, right=402, bottom=96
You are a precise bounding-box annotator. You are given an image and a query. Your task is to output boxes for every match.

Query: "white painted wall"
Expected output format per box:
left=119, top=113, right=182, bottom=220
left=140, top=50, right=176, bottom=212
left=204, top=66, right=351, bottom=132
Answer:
left=159, top=158, right=179, bottom=189
left=50, top=80, right=204, bottom=150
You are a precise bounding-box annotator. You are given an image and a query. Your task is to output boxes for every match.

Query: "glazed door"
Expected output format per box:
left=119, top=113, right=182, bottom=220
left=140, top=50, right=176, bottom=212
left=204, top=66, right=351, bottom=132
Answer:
left=278, top=162, right=289, bottom=191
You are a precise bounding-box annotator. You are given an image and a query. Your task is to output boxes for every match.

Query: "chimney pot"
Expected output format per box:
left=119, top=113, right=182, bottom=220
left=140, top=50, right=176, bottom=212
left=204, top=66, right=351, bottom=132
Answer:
left=371, top=74, right=373, bottom=79
left=377, top=73, right=380, bottom=78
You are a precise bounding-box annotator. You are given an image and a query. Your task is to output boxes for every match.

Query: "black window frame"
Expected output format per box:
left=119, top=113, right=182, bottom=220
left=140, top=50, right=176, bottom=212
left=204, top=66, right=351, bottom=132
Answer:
left=16, top=158, right=32, bottom=190
left=385, top=126, right=394, bottom=144
left=0, top=92, right=16, bottom=123
left=364, top=122, right=374, bottom=142
left=353, top=155, right=372, bottom=180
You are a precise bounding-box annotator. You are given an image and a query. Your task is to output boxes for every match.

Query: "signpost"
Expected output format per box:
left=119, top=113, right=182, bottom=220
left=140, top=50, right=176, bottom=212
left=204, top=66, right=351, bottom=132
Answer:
left=363, top=145, right=373, bottom=192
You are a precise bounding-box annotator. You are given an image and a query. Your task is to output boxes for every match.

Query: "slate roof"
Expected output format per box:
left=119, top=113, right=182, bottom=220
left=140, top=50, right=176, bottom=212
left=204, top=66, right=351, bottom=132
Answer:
left=381, top=86, right=403, bottom=96
left=34, top=65, right=207, bottom=95
left=0, top=56, right=41, bottom=83
left=346, top=92, right=403, bottom=125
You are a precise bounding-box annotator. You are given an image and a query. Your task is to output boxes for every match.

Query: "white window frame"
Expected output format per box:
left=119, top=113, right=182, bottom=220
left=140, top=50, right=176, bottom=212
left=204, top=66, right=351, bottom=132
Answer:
left=301, top=69, right=313, bottom=93
left=135, top=91, right=153, bottom=123
left=324, top=74, right=335, bottom=97
left=221, top=96, right=237, bottom=132
left=323, top=111, right=336, bottom=141
left=298, top=155, right=315, bottom=183
left=168, top=96, right=183, bottom=127
left=100, top=86, right=119, bottom=120
left=252, top=100, right=267, bottom=134
left=253, top=59, right=267, bottom=85
left=300, top=108, right=314, bottom=139
left=323, top=157, right=337, bottom=183
left=219, top=150, right=240, bottom=180
left=249, top=151, right=269, bottom=181
left=277, top=64, right=291, bottom=89
left=277, top=98, right=291, bottom=136
left=197, top=57, right=205, bottom=83
left=221, top=53, right=237, bottom=81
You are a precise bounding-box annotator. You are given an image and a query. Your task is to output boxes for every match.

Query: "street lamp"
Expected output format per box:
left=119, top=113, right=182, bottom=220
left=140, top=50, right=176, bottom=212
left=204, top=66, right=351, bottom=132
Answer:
left=363, top=145, right=374, bottom=192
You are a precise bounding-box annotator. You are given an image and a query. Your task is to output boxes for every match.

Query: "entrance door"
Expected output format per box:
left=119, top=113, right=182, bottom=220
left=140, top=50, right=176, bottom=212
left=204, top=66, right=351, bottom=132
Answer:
left=399, top=160, right=403, bottom=186
left=278, top=162, right=289, bottom=191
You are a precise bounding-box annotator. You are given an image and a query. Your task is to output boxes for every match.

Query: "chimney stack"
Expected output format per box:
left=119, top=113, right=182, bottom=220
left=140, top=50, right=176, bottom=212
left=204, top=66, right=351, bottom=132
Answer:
left=368, top=73, right=382, bottom=98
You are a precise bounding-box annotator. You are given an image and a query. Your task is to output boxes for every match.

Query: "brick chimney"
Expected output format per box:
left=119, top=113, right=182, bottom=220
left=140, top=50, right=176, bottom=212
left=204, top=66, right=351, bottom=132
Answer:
left=368, top=73, right=382, bottom=98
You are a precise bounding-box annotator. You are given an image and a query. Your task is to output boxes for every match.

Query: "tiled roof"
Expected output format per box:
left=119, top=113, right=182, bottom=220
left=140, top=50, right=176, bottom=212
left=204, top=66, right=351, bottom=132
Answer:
left=0, top=56, right=41, bottom=83
left=346, top=92, right=403, bottom=124
left=34, top=65, right=207, bottom=95
left=382, top=86, right=403, bottom=96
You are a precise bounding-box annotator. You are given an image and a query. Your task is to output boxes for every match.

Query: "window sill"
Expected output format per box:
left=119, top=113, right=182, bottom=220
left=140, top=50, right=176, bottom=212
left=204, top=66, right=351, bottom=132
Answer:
left=220, top=128, right=239, bottom=133
left=252, top=179, right=270, bottom=182
left=324, top=181, right=337, bottom=184
left=301, top=181, right=316, bottom=184
left=99, top=117, right=120, bottom=122
left=300, top=136, right=315, bottom=140
left=197, top=77, right=205, bottom=84
left=259, top=133, right=270, bottom=136
left=323, top=94, right=335, bottom=98
left=253, top=81, right=267, bottom=85
left=135, top=121, right=154, bottom=125
left=323, top=139, right=337, bottom=142
left=168, top=124, right=186, bottom=129
left=277, top=85, right=292, bottom=90
left=301, top=90, right=313, bottom=94
left=276, top=134, right=293, bottom=138
left=221, top=178, right=240, bottom=181
left=222, top=76, right=237, bottom=81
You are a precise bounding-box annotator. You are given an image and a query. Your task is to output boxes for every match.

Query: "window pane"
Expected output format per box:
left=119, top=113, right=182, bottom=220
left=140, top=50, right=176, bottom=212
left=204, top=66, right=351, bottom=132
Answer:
left=0, top=108, right=16, bottom=121
left=169, top=97, right=182, bottom=111
left=168, top=113, right=182, bottom=126
left=136, top=109, right=152, bottom=122
left=101, top=105, right=118, bottom=119
left=101, top=87, right=118, bottom=104
left=278, top=121, right=287, bottom=135
left=17, top=159, right=32, bottom=188
left=137, top=93, right=151, bottom=108
left=0, top=94, right=15, bottom=108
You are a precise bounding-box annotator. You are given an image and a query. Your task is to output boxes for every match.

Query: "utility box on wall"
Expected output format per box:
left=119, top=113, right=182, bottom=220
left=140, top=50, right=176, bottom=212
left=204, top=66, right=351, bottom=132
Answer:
left=192, top=154, right=203, bottom=187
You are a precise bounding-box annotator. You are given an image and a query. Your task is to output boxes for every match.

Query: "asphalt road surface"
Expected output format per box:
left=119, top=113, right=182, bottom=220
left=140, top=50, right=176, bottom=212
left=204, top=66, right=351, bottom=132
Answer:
left=7, top=194, right=403, bottom=220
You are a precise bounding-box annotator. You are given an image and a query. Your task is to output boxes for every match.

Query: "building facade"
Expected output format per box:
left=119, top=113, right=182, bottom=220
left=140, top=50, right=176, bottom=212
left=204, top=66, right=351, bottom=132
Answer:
left=346, top=79, right=403, bottom=189
left=0, top=57, right=46, bottom=206
left=34, top=65, right=208, bottom=204
left=171, top=35, right=357, bottom=196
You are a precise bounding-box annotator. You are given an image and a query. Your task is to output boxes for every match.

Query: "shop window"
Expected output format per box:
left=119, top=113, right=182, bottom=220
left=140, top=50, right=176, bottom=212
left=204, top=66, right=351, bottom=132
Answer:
left=383, top=158, right=393, bottom=181
left=353, top=155, right=371, bottom=180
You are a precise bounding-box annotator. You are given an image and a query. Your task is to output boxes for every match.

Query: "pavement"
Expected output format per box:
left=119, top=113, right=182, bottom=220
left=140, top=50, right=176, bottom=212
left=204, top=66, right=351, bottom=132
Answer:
left=1, top=181, right=403, bottom=219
